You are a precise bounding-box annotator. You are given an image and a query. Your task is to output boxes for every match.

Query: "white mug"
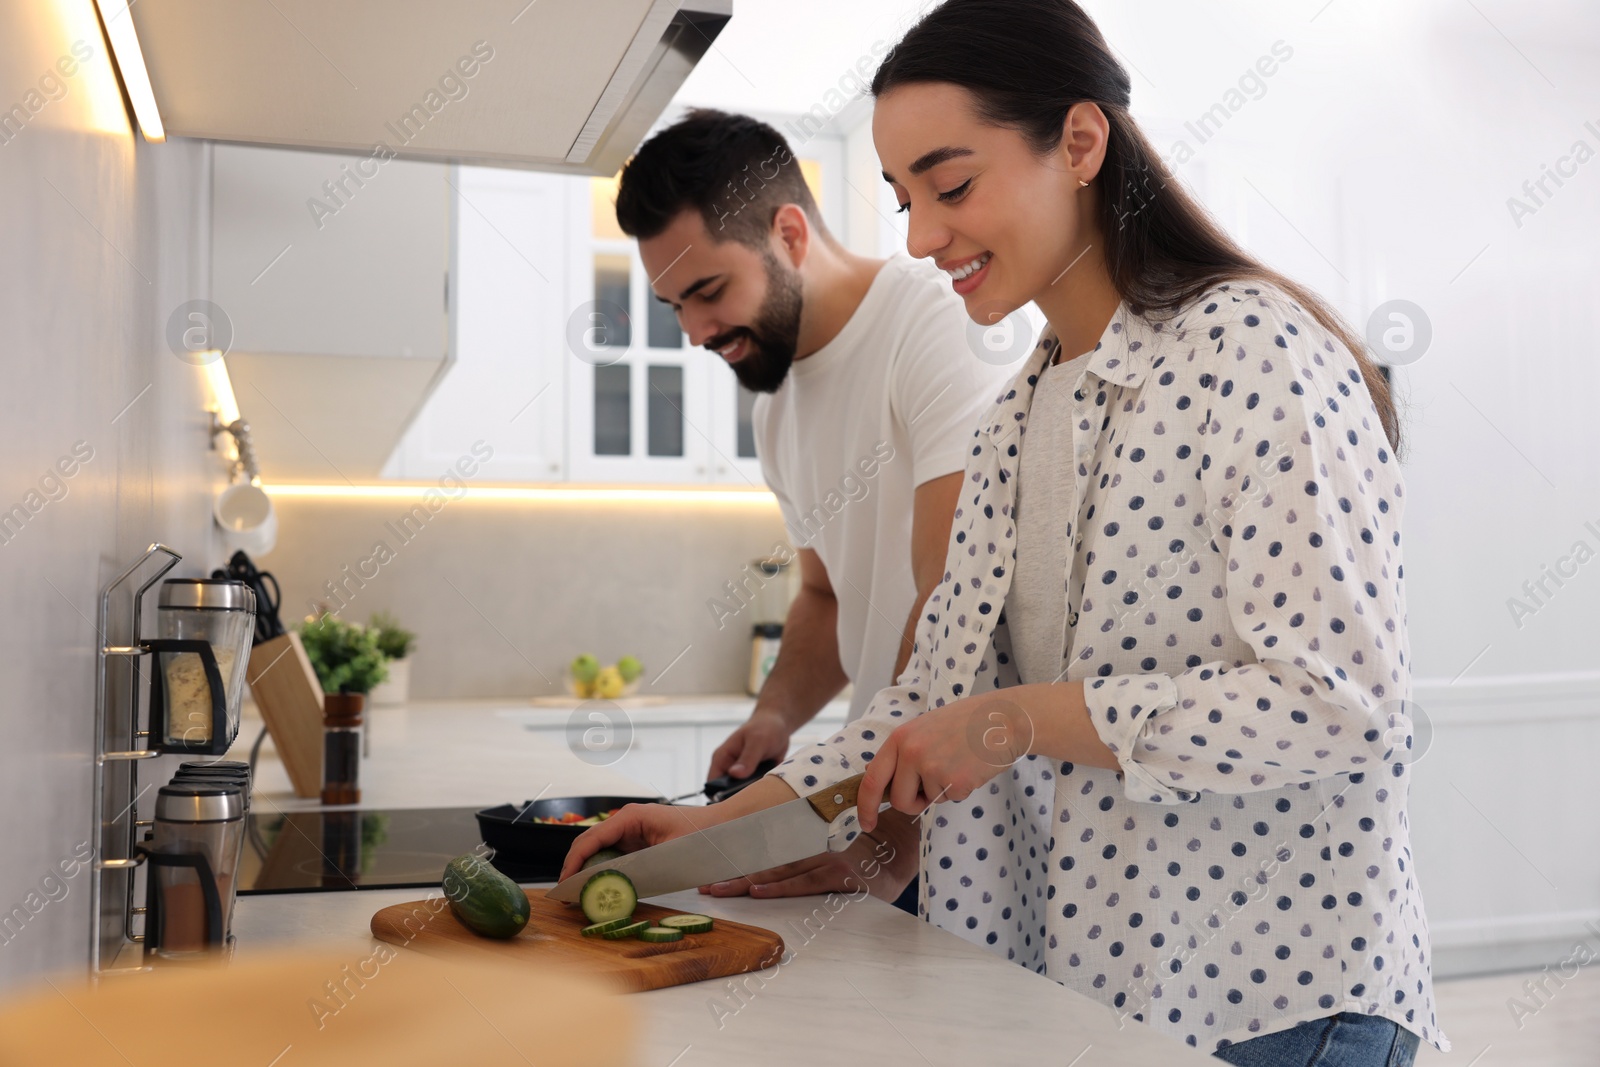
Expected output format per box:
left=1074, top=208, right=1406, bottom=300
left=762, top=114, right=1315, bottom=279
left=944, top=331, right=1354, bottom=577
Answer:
left=213, top=483, right=277, bottom=557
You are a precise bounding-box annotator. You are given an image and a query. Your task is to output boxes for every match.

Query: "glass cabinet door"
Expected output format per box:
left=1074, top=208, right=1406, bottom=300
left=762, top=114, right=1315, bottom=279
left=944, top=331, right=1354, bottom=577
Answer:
left=707, top=372, right=766, bottom=486
left=567, top=135, right=842, bottom=485
left=566, top=175, right=709, bottom=483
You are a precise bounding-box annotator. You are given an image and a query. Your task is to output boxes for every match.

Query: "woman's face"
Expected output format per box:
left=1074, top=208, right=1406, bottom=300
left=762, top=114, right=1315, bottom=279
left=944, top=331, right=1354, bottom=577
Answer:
left=874, top=82, right=1099, bottom=325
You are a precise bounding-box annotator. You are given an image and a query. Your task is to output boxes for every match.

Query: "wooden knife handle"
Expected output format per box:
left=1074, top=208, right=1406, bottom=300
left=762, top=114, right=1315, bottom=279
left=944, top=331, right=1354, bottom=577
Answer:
left=805, top=773, right=865, bottom=823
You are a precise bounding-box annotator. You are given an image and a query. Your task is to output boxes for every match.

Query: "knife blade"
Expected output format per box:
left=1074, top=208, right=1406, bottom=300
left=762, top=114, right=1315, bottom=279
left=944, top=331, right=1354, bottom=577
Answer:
left=546, top=773, right=866, bottom=903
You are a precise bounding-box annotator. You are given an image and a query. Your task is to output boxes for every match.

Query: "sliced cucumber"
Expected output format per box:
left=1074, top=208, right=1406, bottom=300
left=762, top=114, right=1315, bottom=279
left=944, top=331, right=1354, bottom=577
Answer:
left=638, top=926, right=684, bottom=943
left=580, top=916, right=635, bottom=938
left=657, top=914, right=714, bottom=934
left=601, top=919, right=651, bottom=940
left=579, top=869, right=637, bottom=925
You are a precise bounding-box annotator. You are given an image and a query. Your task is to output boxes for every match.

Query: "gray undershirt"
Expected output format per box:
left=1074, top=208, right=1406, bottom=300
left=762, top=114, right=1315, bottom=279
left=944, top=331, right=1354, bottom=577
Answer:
left=1011, top=350, right=1091, bottom=686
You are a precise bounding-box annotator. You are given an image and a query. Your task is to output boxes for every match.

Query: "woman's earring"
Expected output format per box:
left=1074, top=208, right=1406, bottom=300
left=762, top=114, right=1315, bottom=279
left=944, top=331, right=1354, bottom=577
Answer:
left=1078, top=179, right=1089, bottom=188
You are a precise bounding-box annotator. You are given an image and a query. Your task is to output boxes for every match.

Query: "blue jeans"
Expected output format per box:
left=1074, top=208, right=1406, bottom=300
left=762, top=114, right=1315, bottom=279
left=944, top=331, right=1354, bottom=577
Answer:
left=1212, top=1012, right=1420, bottom=1067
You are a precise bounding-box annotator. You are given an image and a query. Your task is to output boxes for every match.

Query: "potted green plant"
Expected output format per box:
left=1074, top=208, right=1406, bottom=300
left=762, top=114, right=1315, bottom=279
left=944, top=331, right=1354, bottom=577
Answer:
left=367, top=610, right=417, bottom=706
left=297, top=614, right=388, bottom=805
left=299, top=614, right=389, bottom=697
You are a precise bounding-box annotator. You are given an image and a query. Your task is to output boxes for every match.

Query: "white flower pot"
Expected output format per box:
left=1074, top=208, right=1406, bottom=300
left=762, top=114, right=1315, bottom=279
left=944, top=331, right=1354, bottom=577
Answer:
left=370, top=657, right=411, bottom=706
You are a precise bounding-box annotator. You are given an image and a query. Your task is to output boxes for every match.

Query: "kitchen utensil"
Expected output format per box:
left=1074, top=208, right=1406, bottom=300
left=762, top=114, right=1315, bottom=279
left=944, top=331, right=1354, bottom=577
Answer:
left=212, top=549, right=285, bottom=643
left=662, top=758, right=780, bottom=804
left=149, top=578, right=256, bottom=755
left=547, top=773, right=866, bottom=903
left=369, top=890, right=784, bottom=993
left=141, top=781, right=245, bottom=960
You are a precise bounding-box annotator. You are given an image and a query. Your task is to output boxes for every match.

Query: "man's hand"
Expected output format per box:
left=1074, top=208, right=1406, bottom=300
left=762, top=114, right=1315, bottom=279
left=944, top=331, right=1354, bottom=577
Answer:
left=697, top=807, right=921, bottom=903
left=708, top=708, right=794, bottom=780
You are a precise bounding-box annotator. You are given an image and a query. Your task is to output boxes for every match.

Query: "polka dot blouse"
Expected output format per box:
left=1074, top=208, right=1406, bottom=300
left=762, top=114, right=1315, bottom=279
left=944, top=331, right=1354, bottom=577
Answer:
left=771, top=281, right=1450, bottom=1055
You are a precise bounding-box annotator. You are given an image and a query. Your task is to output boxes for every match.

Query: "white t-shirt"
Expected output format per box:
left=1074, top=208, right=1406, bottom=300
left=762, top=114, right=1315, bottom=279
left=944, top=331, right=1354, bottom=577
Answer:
left=753, top=253, right=1016, bottom=721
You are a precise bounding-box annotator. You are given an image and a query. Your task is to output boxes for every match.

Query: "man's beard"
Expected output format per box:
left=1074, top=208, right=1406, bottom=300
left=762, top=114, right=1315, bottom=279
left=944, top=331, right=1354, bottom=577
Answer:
left=707, top=253, right=803, bottom=394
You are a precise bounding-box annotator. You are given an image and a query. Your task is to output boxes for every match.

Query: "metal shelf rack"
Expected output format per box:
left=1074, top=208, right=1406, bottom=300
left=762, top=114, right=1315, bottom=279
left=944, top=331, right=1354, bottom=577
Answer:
left=90, top=542, right=181, bottom=977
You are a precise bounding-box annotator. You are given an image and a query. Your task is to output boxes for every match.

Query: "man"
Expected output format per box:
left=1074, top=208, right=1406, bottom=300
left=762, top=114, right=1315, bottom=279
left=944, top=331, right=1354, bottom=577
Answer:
left=614, top=110, right=1010, bottom=903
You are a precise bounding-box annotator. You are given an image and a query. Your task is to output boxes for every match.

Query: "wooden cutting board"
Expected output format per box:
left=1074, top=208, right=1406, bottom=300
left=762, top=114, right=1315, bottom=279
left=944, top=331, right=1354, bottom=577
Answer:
left=371, top=889, right=784, bottom=993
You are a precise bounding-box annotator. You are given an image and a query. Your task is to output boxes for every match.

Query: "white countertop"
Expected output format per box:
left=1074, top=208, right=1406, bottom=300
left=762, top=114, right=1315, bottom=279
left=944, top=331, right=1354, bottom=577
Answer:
left=229, top=698, right=1213, bottom=1064
left=235, top=886, right=1213, bottom=1066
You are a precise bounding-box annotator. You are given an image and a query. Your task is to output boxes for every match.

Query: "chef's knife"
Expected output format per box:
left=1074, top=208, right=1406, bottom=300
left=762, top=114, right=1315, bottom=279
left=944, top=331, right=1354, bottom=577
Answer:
left=547, top=773, right=866, bottom=903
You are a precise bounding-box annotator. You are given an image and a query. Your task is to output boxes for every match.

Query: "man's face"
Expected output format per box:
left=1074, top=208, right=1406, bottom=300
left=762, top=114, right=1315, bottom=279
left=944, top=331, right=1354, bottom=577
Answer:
left=638, top=209, right=803, bottom=393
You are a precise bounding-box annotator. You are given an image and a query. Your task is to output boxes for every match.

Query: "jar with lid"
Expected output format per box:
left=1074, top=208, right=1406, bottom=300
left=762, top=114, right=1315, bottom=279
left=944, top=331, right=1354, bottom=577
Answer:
left=321, top=694, right=363, bottom=806
left=150, top=579, right=255, bottom=754
left=142, top=781, right=245, bottom=960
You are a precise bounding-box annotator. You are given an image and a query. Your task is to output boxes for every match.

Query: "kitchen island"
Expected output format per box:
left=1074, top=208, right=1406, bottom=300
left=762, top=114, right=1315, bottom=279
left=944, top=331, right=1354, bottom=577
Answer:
left=231, top=699, right=1216, bottom=1065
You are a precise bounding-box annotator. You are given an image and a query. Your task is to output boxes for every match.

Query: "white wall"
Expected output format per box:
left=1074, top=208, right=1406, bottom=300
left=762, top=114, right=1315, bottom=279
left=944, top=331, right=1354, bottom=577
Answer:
left=0, top=3, right=222, bottom=988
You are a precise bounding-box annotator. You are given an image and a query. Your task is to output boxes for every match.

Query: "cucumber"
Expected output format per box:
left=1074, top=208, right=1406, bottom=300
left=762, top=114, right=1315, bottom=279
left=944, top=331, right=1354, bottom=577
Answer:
left=601, top=919, right=651, bottom=940
left=580, top=917, right=635, bottom=938
left=580, top=847, right=624, bottom=871
left=638, top=926, right=683, bottom=943
left=442, top=854, right=530, bottom=939
left=657, top=914, right=714, bottom=934
left=579, top=869, right=637, bottom=925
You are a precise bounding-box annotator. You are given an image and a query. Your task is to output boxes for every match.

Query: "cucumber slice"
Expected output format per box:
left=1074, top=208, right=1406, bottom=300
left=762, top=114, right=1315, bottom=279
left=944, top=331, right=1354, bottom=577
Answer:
left=657, top=914, right=714, bottom=934
left=601, top=919, right=651, bottom=940
left=638, top=926, right=684, bottom=943
left=579, top=869, right=637, bottom=925
left=580, top=916, right=635, bottom=937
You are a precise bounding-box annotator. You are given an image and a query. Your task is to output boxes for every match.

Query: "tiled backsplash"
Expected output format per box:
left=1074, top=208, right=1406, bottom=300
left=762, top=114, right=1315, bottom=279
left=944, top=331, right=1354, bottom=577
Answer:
left=258, top=494, right=790, bottom=699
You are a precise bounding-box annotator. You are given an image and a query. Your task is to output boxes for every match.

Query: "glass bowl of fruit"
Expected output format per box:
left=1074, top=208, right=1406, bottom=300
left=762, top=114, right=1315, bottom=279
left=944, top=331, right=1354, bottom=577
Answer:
left=566, top=653, right=645, bottom=699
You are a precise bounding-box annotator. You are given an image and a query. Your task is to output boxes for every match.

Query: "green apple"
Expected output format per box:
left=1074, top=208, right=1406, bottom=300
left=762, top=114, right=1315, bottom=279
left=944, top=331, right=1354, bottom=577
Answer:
left=570, top=653, right=600, bottom=684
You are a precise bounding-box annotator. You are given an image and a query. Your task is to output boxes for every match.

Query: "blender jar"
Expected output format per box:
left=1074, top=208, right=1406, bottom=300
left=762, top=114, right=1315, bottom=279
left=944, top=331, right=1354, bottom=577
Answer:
left=153, top=579, right=255, bottom=754
left=143, top=781, right=245, bottom=960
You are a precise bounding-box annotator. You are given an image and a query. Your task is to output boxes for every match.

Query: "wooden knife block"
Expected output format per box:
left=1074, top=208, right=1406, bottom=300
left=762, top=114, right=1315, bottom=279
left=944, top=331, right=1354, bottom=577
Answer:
left=245, top=632, right=324, bottom=798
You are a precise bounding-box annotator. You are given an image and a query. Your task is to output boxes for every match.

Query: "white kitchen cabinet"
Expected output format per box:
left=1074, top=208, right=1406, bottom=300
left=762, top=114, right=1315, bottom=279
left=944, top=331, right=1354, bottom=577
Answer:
left=604, top=724, right=701, bottom=801
left=562, top=200, right=713, bottom=484
left=375, top=130, right=845, bottom=487
left=213, top=143, right=452, bottom=362
left=383, top=167, right=569, bottom=481
left=511, top=699, right=849, bottom=801
left=211, top=143, right=457, bottom=482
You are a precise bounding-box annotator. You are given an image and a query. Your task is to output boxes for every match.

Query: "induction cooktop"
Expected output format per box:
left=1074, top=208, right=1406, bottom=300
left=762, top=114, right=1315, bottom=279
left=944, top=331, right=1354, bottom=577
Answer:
left=239, top=807, right=553, bottom=894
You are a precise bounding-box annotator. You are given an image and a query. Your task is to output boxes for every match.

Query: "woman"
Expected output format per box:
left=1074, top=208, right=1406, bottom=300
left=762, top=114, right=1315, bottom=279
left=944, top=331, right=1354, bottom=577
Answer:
left=562, top=1, right=1446, bottom=1061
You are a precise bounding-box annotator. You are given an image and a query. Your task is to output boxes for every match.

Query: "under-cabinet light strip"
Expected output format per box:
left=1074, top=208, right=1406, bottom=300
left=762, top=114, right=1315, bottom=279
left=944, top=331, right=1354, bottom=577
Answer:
left=94, top=0, right=165, bottom=142
left=262, top=484, right=778, bottom=505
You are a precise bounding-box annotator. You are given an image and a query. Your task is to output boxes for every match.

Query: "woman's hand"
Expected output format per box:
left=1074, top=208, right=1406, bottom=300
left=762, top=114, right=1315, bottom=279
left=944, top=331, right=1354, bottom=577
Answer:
left=556, top=776, right=803, bottom=883
left=856, top=694, right=1032, bottom=833
left=856, top=683, right=1116, bottom=833
left=556, top=802, right=730, bottom=883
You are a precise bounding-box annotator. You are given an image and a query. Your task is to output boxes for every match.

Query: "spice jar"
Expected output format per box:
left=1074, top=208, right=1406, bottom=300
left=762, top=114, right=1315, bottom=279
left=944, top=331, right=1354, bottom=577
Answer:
left=321, top=693, right=363, bottom=806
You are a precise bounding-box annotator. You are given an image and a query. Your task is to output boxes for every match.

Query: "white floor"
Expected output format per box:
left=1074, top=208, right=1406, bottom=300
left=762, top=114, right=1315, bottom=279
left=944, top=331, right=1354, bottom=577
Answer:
left=1418, top=967, right=1600, bottom=1066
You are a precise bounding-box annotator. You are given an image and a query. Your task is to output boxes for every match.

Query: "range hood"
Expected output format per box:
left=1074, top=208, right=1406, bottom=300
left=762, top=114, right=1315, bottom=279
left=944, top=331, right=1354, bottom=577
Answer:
left=125, top=0, right=731, bottom=175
